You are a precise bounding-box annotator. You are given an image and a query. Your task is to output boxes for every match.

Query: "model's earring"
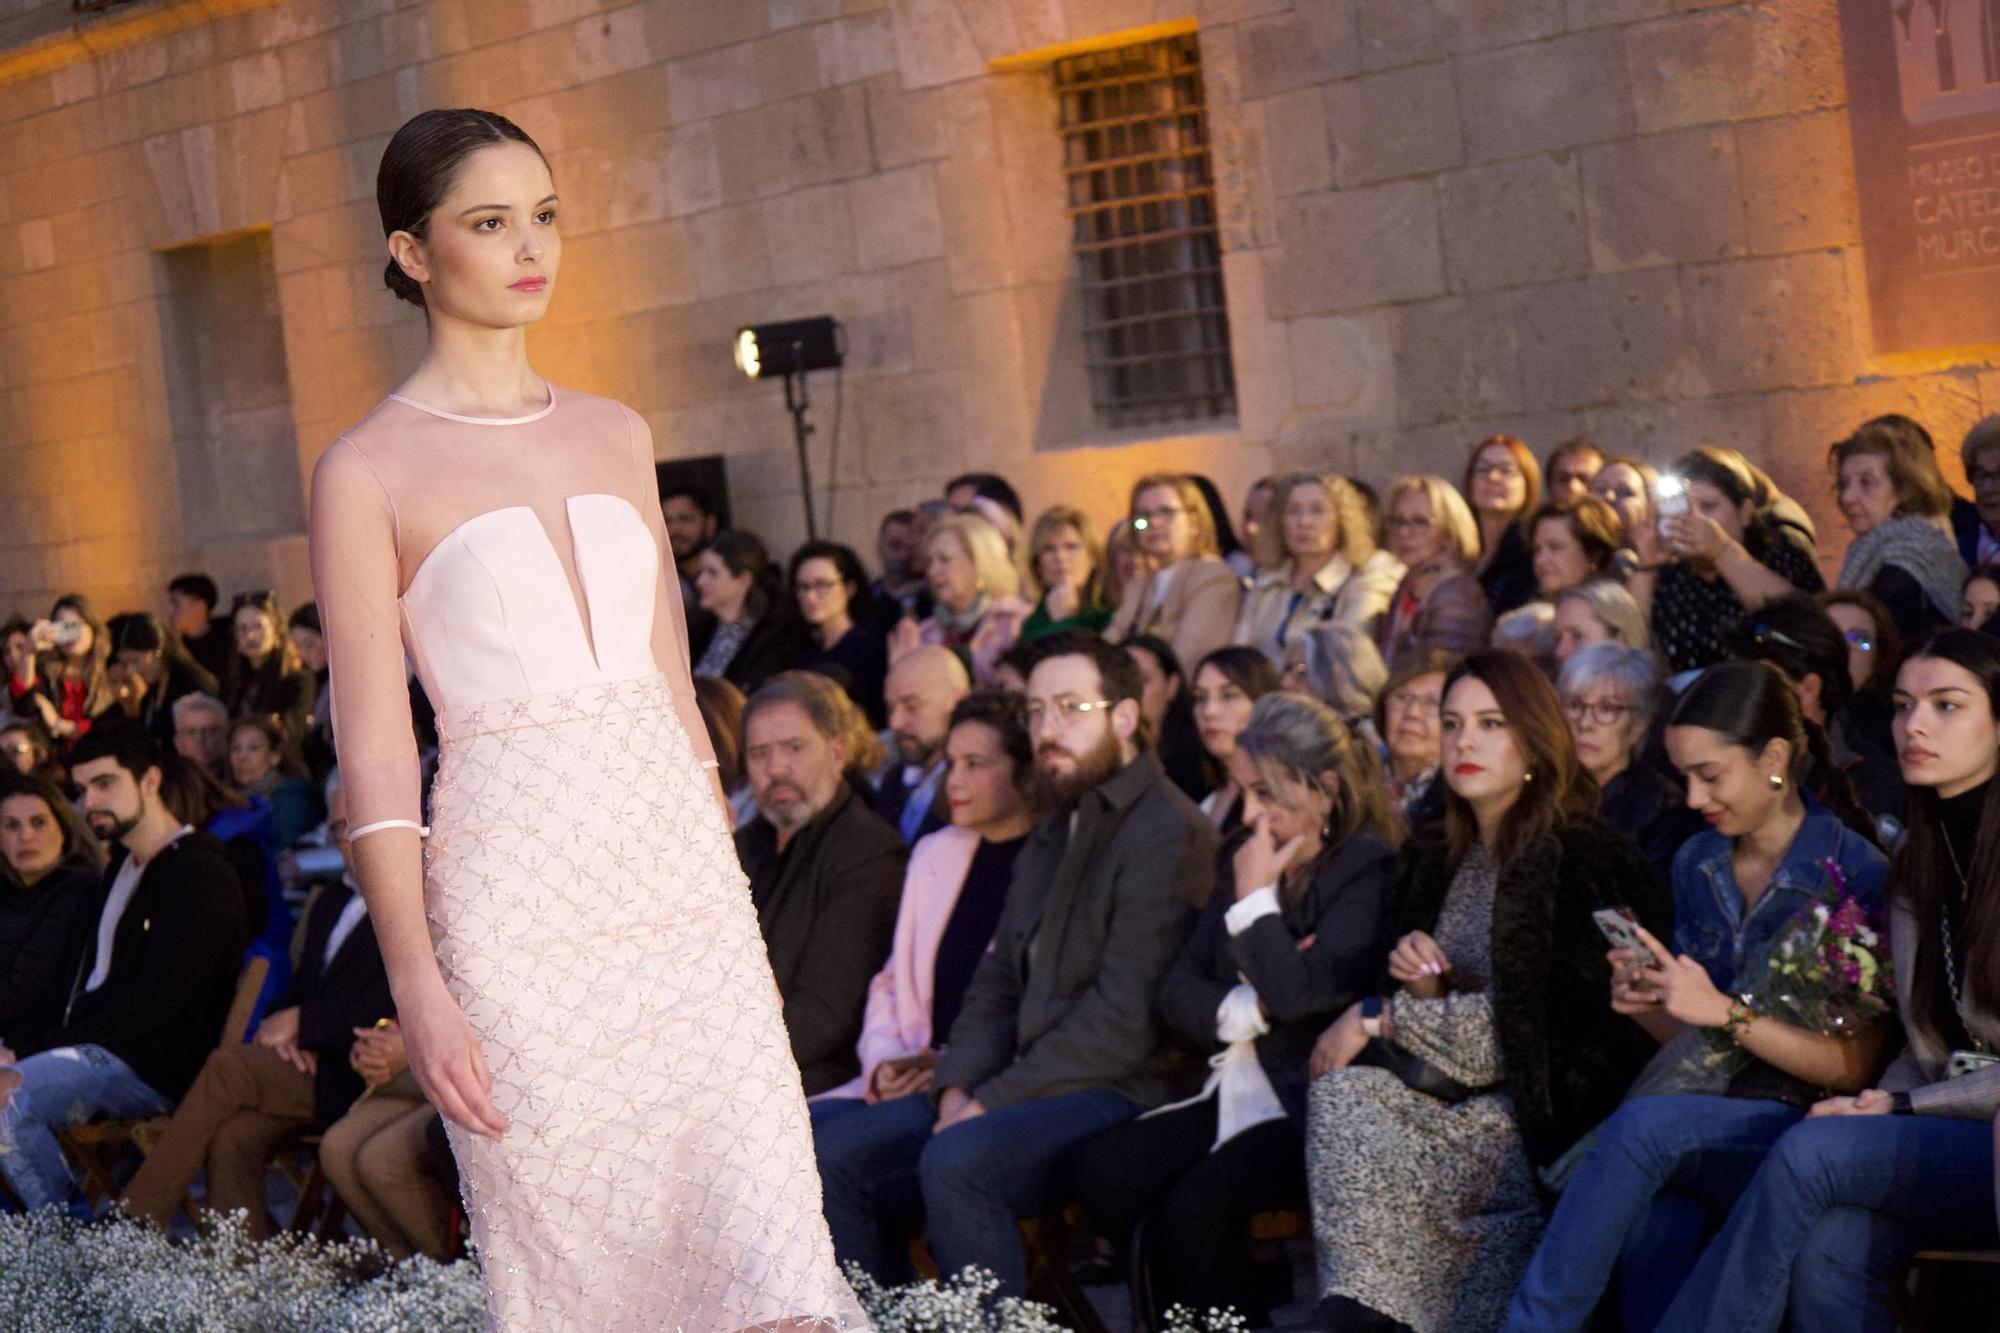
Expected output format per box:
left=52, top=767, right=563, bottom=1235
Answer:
left=1769, top=772, right=1785, bottom=790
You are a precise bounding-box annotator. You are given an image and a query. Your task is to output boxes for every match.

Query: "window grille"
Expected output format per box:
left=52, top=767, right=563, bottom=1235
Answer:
left=1054, top=34, right=1235, bottom=428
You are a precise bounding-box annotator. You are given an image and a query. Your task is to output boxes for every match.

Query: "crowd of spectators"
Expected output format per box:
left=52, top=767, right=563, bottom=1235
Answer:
left=5, top=418, right=2000, bottom=1332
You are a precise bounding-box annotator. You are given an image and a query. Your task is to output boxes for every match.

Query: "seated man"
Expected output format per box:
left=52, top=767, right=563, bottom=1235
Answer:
left=736, top=672, right=907, bottom=1096
left=874, top=646, right=970, bottom=845
left=120, top=779, right=393, bottom=1237
left=0, top=722, right=247, bottom=1213
left=812, top=631, right=1216, bottom=1295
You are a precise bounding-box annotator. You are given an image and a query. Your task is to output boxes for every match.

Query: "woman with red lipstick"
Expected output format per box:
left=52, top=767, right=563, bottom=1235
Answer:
left=1656, top=629, right=2000, bottom=1331
left=1506, top=660, right=1890, bottom=1332
left=1188, top=646, right=1282, bottom=832
left=1298, top=649, right=1666, bottom=1333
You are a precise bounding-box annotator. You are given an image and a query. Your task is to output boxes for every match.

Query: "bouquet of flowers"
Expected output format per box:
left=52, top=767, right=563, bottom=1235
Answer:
left=1629, top=858, right=1895, bottom=1105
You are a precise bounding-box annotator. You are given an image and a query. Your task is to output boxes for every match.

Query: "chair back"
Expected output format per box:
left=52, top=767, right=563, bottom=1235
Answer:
left=221, top=953, right=271, bottom=1046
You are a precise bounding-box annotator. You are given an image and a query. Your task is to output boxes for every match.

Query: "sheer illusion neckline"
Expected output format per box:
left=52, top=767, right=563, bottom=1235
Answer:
left=387, top=383, right=558, bottom=425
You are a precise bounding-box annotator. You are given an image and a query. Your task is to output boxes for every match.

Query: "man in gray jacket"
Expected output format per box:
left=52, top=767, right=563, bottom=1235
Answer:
left=810, top=631, right=1214, bottom=1295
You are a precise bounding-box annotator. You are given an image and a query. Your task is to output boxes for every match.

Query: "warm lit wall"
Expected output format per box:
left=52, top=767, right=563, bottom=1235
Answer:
left=0, top=0, right=1986, bottom=616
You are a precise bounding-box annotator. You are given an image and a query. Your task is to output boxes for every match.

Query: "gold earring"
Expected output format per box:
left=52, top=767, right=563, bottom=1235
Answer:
left=1522, top=769, right=1534, bottom=784
left=1769, top=772, right=1784, bottom=790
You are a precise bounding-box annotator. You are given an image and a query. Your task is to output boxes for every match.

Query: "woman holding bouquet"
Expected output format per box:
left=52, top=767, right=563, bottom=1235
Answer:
left=1654, top=629, right=2000, bottom=1332
left=1505, top=660, right=1890, bottom=1333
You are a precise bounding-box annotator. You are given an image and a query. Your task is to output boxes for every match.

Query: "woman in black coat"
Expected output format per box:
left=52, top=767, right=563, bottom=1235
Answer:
left=0, top=771, right=102, bottom=1050
left=1071, top=693, right=1402, bottom=1327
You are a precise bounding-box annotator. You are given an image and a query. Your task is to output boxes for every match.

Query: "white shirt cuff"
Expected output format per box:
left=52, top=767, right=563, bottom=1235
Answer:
left=1214, top=983, right=1270, bottom=1043
left=1225, top=884, right=1282, bottom=936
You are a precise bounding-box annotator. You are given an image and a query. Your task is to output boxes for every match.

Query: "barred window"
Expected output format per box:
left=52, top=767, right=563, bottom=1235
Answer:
left=1055, top=34, right=1235, bottom=429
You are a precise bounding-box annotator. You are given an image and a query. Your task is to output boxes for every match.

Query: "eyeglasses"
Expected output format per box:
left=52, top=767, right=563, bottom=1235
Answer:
left=1471, top=462, right=1522, bottom=482
left=1843, top=628, right=1875, bottom=653
left=1564, top=698, right=1634, bottom=727
left=1025, top=696, right=1114, bottom=727
left=1387, top=691, right=1441, bottom=715
left=794, top=579, right=842, bottom=596
left=1387, top=514, right=1435, bottom=531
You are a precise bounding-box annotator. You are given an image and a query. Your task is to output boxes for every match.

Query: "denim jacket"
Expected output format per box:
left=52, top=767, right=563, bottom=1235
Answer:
left=1670, top=802, right=1889, bottom=997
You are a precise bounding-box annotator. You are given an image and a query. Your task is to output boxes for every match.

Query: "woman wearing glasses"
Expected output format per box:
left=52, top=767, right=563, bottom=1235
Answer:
left=1559, top=643, right=1696, bottom=884
left=1374, top=649, right=1452, bottom=821
left=790, top=541, right=888, bottom=729
left=1464, top=435, right=1542, bottom=617
left=1378, top=475, right=1491, bottom=661
left=1505, top=661, right=1890, bottom=1333
left=1106, top=474, right=1243, bottom=674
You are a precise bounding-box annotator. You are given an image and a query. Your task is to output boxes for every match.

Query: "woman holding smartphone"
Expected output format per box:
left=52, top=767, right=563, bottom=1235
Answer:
left=1505, top=660, right=1889, bottom=1332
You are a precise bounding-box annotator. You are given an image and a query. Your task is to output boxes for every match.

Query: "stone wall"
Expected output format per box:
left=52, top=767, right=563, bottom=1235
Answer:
left=0, top=0, right=1984, bottom=615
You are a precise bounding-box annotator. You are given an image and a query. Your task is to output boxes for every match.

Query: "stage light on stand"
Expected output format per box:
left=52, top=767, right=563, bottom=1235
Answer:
left=733, top=316, right=844, bottom=541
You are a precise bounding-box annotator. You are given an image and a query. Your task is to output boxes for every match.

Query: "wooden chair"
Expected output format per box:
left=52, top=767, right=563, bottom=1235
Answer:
left=59, top=954, right=271, bottom=1210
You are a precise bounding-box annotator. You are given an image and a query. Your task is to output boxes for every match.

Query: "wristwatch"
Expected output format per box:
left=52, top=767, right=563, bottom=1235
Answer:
left=1722, top=996, right=1756, bottom=1044
left=1887, top=1090, right=1914, bottom=1115
left=1361, top=996, right=1385, bottom=1039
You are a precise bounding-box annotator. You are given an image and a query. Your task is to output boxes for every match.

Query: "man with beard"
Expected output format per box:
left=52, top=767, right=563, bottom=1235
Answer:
left=810, top=630, right=1213, bottom=1294
left=735, top=672, right=907, bottom=1096
left=874, top=645, right=970, bottom=844
left=0, top=722, right=245, bottom=1212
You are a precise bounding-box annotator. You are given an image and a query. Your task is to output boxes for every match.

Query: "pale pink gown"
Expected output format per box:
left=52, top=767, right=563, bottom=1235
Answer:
left=310, top=385, right=869, bottom=1332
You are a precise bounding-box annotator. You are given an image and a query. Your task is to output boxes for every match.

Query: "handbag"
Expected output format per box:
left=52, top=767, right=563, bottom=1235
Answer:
left=1351, top=1037, right=1475, bottom=1104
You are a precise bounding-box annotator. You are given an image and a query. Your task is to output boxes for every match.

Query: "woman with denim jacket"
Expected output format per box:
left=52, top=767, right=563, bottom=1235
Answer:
left=1652, top=630, right=2000, bottom=1332
left=1505, top=661, right=1890, bottom=1333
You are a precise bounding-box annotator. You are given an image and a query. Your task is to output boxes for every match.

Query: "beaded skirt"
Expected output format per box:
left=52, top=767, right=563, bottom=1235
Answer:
left=424, top=673, right=869, bottom=1332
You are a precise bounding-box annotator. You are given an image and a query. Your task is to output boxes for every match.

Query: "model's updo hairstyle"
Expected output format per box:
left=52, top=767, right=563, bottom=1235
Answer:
left=376, top=108, right=548, bottom=308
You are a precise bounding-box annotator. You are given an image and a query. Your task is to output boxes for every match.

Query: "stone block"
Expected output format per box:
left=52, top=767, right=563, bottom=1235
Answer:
left=1564, top=0, right=1735, bottom=28
left=689, top=203, right=772, bottom=297
left=1238, top=4, right=1361, bottom=99
left=1575, top=394, right=1764, bottom=470
left=1437, top=153, right=1590, bottom=293
left=755, top=27, right=824, bottom=103
left=888, top=0, right=986, bottom=89
left=851, top=370, right=968, bottom=486
left=848, top=164, right=945, bottom=270
left=1221, top=247, right=1295, bottom=443
left=638, top=0, right=768, bottom=60
left=760, top=183, right=857, bottom=284
left=1457, top=28, right=1629, bottom=164
left=665, top=120, right=723, bottom=216
left=1272, top=180, right=1447, bottom=315
left=1735, top=110, right=1860, bottom=256
left=866, top=73, right=945, bottom=168
left=611, top=217, right=698, bottom=311
left=1681, top=251, right=1860, bottom=396
left=463, top=0, right=535, bottom=48
left=228, top=52, right=286, bottom=115
left=1324, top=59, right=1460, bottom=188
left=667, top=43, right=760, bottom=125
left=1359, top=0, right=1562, bottom=67
left=569, top=7, right=654, bottom=84
left=554, top=133, right=673, bottom=234
left=18, top=219, right=50, bottom=272
left=772, top=0, right=844, bottom=27
left=1258, top=87, right=1332, bottom=197
left=1625, top=1, right=1844, bottom=135
left=1516, top=267, right=1706, bottom=412
left=1581, top=127, right=1744, bottom=272
left=1393, top=290, right=1525, bottom=425
left=1286, top=308, right=1399, bottom=427
left=817, top=13, right=899, bottom=86
left=715, top=84, right=874, bottom=202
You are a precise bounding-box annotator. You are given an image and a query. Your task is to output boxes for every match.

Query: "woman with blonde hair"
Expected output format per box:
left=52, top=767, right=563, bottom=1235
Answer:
left=1553, top=580, right=1650, bottom=666
left=1108, top=473, right=1245, bottom=672
left=1379, top=475, right=1492, bottom=660
left=1020, top=505, right=1113, bottom=642
left=1235, top=472, right=1406, bottom=666
left=892, top=512, right=1032, bottom=680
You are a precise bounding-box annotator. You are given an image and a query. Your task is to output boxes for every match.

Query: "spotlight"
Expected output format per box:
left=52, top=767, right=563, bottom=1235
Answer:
left=732, top=316, right=844, bottom=541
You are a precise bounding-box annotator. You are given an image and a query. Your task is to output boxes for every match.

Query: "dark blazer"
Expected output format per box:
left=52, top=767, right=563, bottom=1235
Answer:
left=934, top=749, right=1216, bottom=1112
left=1159, top=827, right=1394, bottom=1121
left=1381, top=815, right=1669, bottom=1168
left=273, top=882, right=395, bottom=1125
left=1477, top=522, right=1537, bottom=617
left=720, top=611, right=816, bottom=697
left=873, top=761, right=949, bottom=846
left=800, top=626, right=889, bottom=729
left=1600, top=764, right=1704, bottom=888
left=21, top=831, right=248, bottom=1102
left=0, top=861, right=97, bottom=1051
left=736, top=783, right=906, bottom=1095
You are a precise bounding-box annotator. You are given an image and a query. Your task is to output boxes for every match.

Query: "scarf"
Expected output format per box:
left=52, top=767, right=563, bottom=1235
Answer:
left=1836, top=514, right=1967, bottom=620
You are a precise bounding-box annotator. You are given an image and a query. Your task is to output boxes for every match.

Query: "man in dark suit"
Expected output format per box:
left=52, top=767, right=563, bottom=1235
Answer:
left=736, top=672, right=906, bottom=1096
left=873, top=645, right=969, bottom=845
left=120, top=780, right=394, bottom=1237
left=812, top=631, right=1214, bottom=1293
left=0, top=722, right=247, bottom=1213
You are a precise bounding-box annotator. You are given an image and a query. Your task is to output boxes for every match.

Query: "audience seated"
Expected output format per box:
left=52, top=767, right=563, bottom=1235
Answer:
left=1375, top=650, right=1452, bottom=822
left=1108, top=474, right=1243, bottom=672
left=1299, top=650, right=1666, bottom=1332
left=1830, top=415, right=1968, bottom=643
left=0, top=723, right=247, bottom=1212
left=1962, top=561, right=2000, bottom=629
left=791, top=541, right=889, bottom=728
left=1020, top=505, right=1114, bottom=642
left=893, top=512, right=1031, bottom=680
left=1186, top=646, right=1283, bottom=831
left=736, top=672, right=907, bottom=1097
left=1654, top=630, right=2000, bottom=1332
left=875, top=646, right=971, bottom=846
left=813, top=632, right=1215, bottom=1297
left=1528, top=496, right=1624, bottom=601
left=228, top=716, right=324, bottom=847
left=1507, top=661, right=1890, bottom=1331
left=221, top=592, right=316, bottom=755
left=1124, top=635, right=1206, bottom=804
left=1233, top=472, right=1403, bottom=663
left=1545, top=438, right=1606, bottom=507
left=121, top=780, right=394, bottom=1239
left=1552, top=579, right=1650, bottom=667
left=319, top=1016, right=454, bottom=1261
left=1379, top=474, right=1491, bottom=660
left=0, top=772, right=103, bottom=1054
left=171, top=691, right=231, bottom=782
left=0, top=714, right=60, bottom=787
left=692, top=674, right=754, bottom=829
left=101, top=612, right=219, bottom=752
left=166, top=573, right=236, bottom=686
left=1281, top=623, right=1387, bottom=730
left=871, top=509, right=930, bottom=630
left=286, top=602, right=335, bottom=782
left=13, top=595, right=116, bottom=750
left=1560, top=643, right=1700, bottom=885
left=1956, top=417, right=2000, bottom=565
left=1465, top=435, right=1542, bottom=617
left=693, top=529, right=811, bottom=694
left=1073, top=693, right=1400, bottom=1326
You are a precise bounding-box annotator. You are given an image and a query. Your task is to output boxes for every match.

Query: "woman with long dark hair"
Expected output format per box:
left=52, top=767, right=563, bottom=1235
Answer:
left=1072, top=693, right=1402, bottom=1326
left=790, top=540, right=888, bottom=728
left=222, top=591, right=316, bottom=753
left=1653, top=629, right=2000, bottom=1331
left=1507, top=660, right=1891, bottom=1331
left=1464, top=435, right=1541, bottom=616
left=13, top=594, right=115, bottom=748
left=1300, top=649, right=1667, bottom=1332
left=1188, top=645, right=1284, bottom=830
left=0, top=771, right=102, bottom=1053
left=693, top=528, right=811, bottom=695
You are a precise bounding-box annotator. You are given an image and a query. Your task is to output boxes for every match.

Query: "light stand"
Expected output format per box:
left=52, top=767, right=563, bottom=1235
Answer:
left=782, top=343, right=818, bottom=541
left=733, top=316, right=844, bottom=543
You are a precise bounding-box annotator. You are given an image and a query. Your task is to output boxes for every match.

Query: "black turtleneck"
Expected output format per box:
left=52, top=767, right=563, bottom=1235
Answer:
left=1931, top=779, right=1990, bottom=1053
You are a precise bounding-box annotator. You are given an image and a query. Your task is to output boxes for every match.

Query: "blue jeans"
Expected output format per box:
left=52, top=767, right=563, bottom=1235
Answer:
left=0, top=1045, right=170, bottom=1213
left=811, top=1089, right=1141, bottom=1297
left=1505, top=1094, right=1800, bottom=1332
left=1657, top=1113, right=2000, bottom=1332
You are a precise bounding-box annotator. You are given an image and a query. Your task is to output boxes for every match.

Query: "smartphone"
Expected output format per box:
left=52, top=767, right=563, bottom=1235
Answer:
left=1654, top=474, right=1689, bottom=539
left=1592, top=907, right=1656, bottom=968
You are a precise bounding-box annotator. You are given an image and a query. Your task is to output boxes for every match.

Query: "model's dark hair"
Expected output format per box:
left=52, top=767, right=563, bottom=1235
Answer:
left=1728, top=592, right=1855, bottom=721
left=788, top=540, right=877, bottom=627
left=1668, top=659, right=1877, bottom=842
left=1440, top=649, right=1595, bottom=870
left=377, top=108, right=548, bottom=308
left=949, top=688, right=1033, bottom=784
left=1891, top=629, right=2000, bottom=1047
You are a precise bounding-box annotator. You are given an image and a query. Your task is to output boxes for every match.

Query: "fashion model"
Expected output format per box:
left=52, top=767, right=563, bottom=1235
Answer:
left=308, top=108, right=868, bottom=1332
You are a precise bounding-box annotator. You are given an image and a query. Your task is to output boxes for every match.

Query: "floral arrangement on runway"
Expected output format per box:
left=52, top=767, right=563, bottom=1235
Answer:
left=0, top=1209, right=1249, bottom=1331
